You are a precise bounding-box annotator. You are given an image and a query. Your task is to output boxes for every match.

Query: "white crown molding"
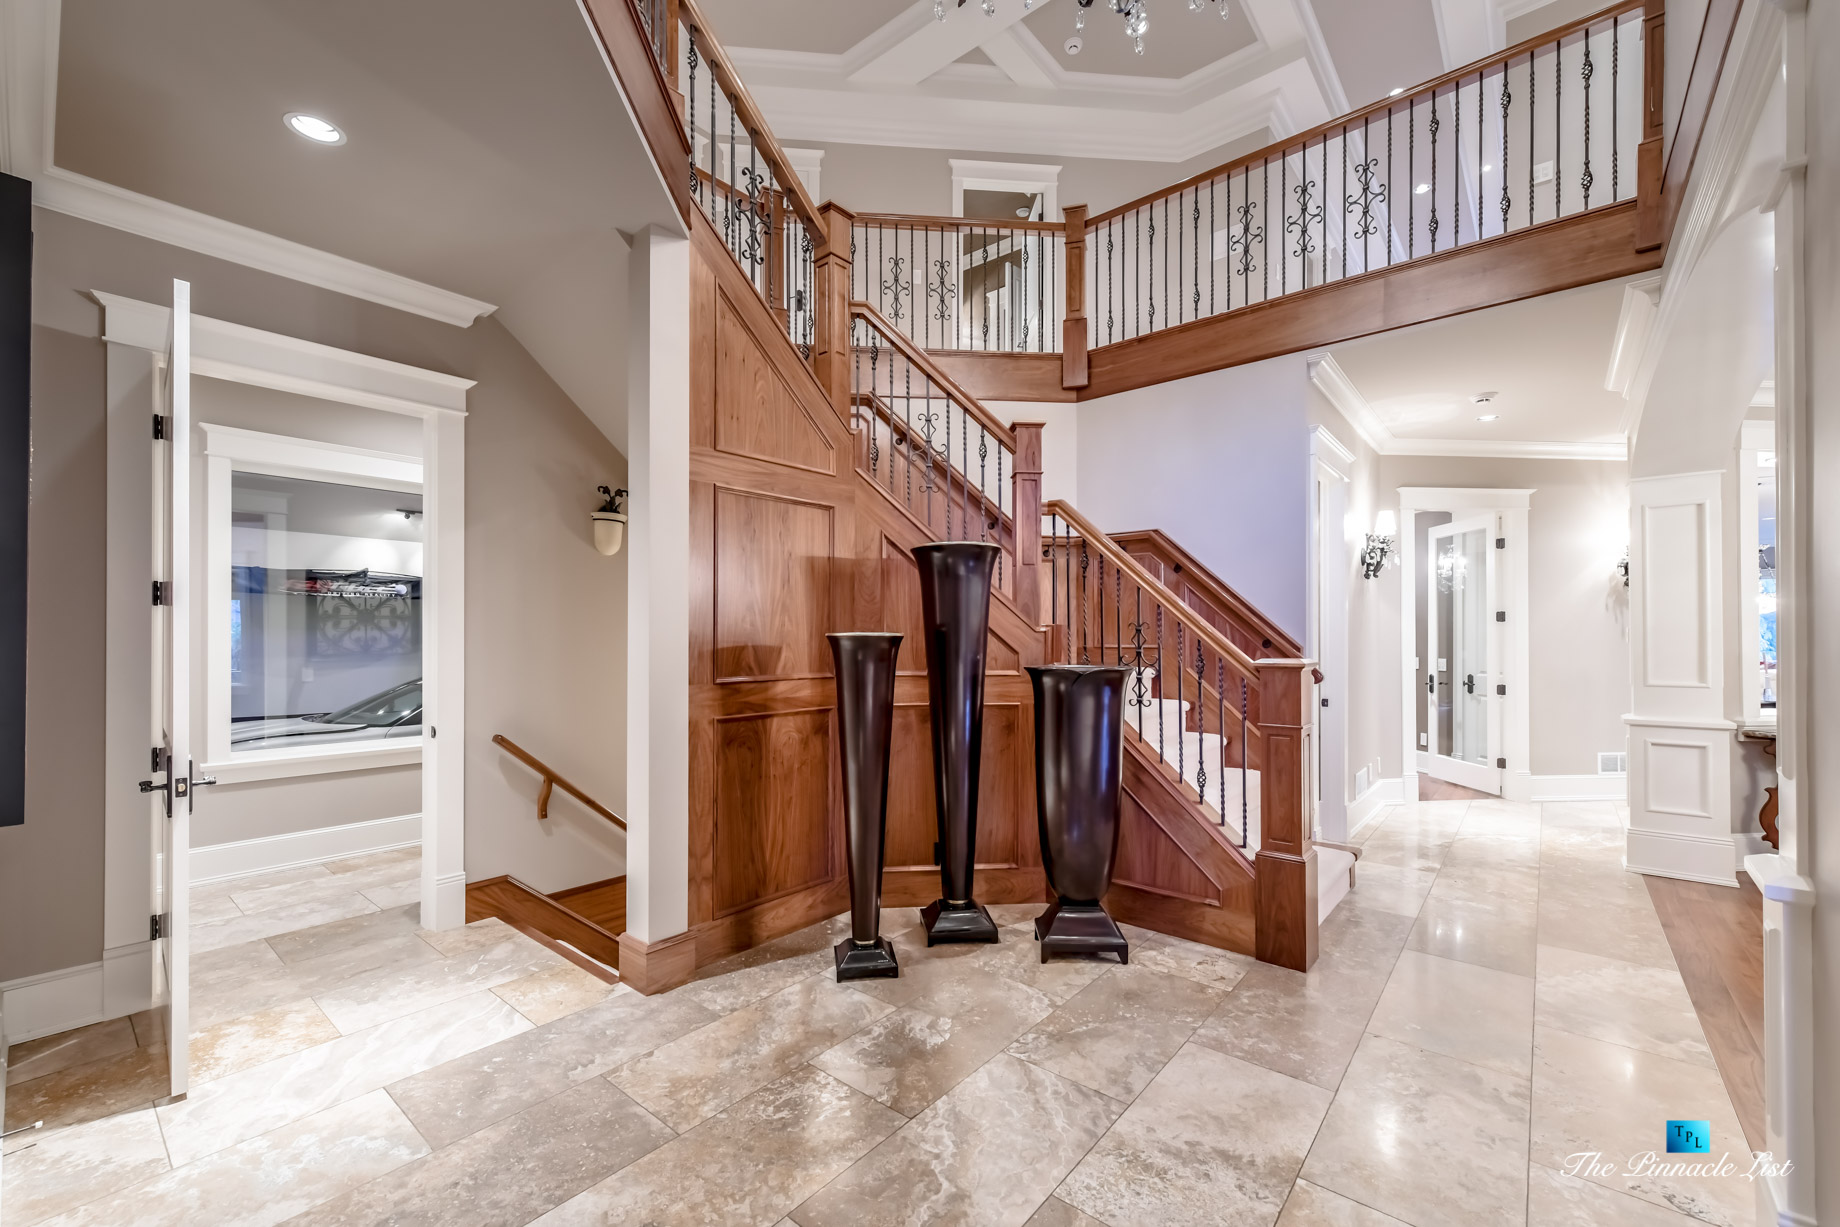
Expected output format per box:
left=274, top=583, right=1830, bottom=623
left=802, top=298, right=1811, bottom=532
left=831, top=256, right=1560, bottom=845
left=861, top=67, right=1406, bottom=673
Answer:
left=1604, top=273, right=1663, bottom=394
left=1307, top=352, right=1389, bottom=453
left=39, top=168, right=496, bottom=327
left=742, top=58, right=1307, bottom=162
left=3, top=0, right=495, bottom=328
left=1309, top=351, right=1626, bottom=462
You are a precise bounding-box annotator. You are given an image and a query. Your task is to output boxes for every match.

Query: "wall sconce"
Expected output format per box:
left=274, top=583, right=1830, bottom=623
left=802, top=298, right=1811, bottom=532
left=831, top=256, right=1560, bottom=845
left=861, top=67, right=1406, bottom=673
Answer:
left=592, top=486, right=628, bottom=557
left=1361, top=509, right=1399, bottom=579
left=1616, top=549, right=1630, bottom=587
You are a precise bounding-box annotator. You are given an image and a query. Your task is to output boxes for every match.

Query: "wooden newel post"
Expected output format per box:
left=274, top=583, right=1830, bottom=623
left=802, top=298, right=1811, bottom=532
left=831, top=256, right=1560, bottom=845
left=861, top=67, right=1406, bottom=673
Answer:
left=1061, top=205, right=1090, bottom=391
left=1254, top=659, right=1318, bottom=971
left=1012, top=423, right=1045, bottom=625
left=1634, top=0, right=1666, bottom=251
left=813, top=202, right=857, bottom=424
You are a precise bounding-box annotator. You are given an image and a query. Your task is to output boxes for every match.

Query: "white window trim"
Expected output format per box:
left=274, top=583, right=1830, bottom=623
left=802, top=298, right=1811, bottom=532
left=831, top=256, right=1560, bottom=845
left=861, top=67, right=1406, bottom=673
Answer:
left=949, top=158, right=1061, bottom=221
left=199, top=424, right=426, bottom=782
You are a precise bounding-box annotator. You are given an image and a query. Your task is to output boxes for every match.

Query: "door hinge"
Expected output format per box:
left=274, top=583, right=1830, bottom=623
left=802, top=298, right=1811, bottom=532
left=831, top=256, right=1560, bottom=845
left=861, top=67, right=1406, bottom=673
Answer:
left=1496, top=757, right=1507, bottom=769
left=152, top=413, right=168, bottom=440
left=150, top=746, right=164, bottom=772
left=149, top=913, right=166, bottom=941
left=152, top=580, right=171, bottom=606
left=1495, top=610, right=1506, bottom=622
left=1496, top=684, right=1506, bottom=696
left=1495, top=537, right=1505, bottom=550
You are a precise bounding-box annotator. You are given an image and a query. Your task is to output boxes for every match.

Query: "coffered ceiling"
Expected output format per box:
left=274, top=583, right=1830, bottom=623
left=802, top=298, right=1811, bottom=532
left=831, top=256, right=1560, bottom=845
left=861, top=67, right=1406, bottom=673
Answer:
left=695, top=0, right=1534, bottom=163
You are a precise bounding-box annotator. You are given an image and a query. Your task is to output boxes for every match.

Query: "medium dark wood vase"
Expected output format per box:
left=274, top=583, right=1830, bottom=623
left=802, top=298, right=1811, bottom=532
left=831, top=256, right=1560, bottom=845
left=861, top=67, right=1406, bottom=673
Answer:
left=912, top=542, right=1002, bottom=944
left=1028, top=664, right=1131, bottom=963
left=827, top=633, right=902, bottom=980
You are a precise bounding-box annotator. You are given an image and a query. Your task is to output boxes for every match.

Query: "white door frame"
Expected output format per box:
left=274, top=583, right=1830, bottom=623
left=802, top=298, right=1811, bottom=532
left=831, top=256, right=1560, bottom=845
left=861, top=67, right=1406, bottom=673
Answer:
left=1398, top=487, right=1532, bottom=802
left=1308, top=425, right=1352, bottom=840
left=1422, top=513, right=1503, bottom=795
left=99, top=291, right=474, bottom=1023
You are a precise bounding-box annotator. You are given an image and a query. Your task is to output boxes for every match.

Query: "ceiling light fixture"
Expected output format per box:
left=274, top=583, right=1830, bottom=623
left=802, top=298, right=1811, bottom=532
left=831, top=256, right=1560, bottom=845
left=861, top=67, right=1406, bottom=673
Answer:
left=936, top=0, right=1229, bottom=57
left=1476, top=414, right=1500, bottom=422
left=284, top=113, right=345, bottom=145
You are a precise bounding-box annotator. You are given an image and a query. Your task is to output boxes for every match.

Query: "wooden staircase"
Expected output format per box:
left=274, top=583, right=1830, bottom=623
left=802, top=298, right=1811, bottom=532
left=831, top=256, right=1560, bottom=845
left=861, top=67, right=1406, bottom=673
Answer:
left=846, top=304, right=1323, bottom=968
left=464, top=736, right=629, bottom=983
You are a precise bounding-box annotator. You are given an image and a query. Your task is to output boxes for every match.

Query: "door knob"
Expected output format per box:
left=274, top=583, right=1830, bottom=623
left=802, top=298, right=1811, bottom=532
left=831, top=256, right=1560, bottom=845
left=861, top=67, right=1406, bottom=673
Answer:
left=1464, top=673, right=1476, bottom=694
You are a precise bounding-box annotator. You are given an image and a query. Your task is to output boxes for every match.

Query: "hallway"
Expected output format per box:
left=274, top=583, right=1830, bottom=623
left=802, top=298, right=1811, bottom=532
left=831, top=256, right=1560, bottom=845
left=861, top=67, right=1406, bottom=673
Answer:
left=2, top=799, right=1753, bottom=1227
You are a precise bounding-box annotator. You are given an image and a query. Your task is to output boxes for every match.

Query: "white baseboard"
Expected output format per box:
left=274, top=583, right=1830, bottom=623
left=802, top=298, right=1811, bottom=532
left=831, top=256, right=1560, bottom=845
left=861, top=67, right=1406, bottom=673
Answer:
left=190, top=813, right=421, bottom=885
left=425, top=870, right=468, bottom=931
left=1625, top=826, right=1740, bottom=886
left=1346, top=777, right=1405, bottom=840
left=1526, top=774, right=1627, bottom=802
left=1, top=961, right=107, bottom=1047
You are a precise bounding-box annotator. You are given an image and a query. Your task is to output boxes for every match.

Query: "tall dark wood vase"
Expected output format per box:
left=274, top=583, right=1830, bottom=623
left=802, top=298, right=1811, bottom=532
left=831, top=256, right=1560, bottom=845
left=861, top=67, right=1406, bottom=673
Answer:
left=912, top=542, right=1002, bottom=945
left=1028, top=664, right=1131, bottom=963
left=827, top=633, right=902, bottom=979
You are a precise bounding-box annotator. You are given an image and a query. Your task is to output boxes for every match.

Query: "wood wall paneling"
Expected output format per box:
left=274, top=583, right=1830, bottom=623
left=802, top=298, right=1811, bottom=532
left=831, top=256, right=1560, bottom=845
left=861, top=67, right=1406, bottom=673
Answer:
left=688, top=215, right=858, bottom=969
left=712, top=487, right=835, bottom=682
left=715, top=293, right=837, bottom=475
left=712, top=707, right=836, bottom=917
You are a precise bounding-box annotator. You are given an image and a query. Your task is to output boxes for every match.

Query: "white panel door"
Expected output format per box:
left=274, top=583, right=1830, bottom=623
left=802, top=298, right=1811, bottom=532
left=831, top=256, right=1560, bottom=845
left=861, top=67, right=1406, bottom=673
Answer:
left=1423, top=514, right=1502, bottom=795
left=143, top=279, right=202, bottom=1100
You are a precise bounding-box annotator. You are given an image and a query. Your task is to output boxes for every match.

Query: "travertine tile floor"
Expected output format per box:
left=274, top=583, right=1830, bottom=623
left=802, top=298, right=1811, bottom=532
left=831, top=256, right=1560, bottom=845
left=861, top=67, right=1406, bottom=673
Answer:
left=2, top=800, right=1760, bottom=1227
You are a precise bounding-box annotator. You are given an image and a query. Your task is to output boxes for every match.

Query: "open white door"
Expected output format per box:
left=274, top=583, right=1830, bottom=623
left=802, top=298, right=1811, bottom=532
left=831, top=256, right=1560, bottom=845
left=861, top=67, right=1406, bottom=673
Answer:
left=1422, top=513, right=1503, bottom=795
left=141, top=279, right=201, bottom=1100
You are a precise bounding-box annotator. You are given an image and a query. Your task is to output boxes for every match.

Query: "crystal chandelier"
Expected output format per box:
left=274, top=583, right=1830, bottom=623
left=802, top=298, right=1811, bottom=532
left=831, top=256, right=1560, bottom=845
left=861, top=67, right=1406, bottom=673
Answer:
left=933, top=0, right=1231, bottom=57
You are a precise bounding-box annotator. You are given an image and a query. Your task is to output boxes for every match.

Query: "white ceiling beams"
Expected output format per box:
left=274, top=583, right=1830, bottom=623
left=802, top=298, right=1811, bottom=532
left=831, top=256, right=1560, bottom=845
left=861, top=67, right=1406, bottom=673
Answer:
left=1430, top=0, right=1506, bottom=70
left=849, top=0, right=1055, bottom=86
left=726, top=0, right=1342, bottom=164
left=740, top=51, right=1316, bottom=161
left=979, top=26, right=1057, bottom=89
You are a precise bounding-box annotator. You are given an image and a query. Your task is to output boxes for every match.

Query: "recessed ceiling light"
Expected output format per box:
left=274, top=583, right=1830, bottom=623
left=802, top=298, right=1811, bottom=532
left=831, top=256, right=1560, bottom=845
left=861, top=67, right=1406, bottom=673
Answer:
left=285, top=113, right=345, bottom=145
left=1476, top=414, right=1500, bottom=422
left=1389, top=87, right=1405, bottom=97
left=1414, top=183, right=1430, bottom=195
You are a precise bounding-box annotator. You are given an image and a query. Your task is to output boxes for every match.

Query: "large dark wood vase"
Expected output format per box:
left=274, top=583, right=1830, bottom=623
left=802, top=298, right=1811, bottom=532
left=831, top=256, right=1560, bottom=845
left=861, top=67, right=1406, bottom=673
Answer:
left=912, top=542, right=1002, bottom=944
left=1028, top=664, right=1131, bottom=963
left=827, top=633, right=902, bottom=980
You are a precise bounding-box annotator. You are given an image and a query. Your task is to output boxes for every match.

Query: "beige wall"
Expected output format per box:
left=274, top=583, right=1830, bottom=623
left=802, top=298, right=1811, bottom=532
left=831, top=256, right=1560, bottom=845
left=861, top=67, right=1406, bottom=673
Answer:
left=1306, top=395, right=1632, bottom=788
left=802, top=130, right=1273, bottom=218
left=0, top=208, right=627, bottom=982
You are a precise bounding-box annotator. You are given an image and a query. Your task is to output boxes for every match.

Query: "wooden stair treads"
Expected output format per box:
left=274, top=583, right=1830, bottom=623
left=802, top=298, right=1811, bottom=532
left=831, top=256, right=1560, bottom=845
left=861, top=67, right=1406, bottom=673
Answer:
left=465, top=876, right=623, bottom=983
left=552, top=876, right=628, bottom=934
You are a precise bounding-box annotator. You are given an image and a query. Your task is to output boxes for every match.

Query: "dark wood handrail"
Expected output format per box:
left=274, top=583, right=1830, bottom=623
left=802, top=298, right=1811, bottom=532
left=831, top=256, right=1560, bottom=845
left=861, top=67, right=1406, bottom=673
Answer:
left=850, top=302, right=1019, bottom=450
left=493, top=735, right=626, bottom=830
left=1043, top=499, right=1300, bottom=686
left=851, top=212, right=1069, bottom=235
left=678, top=0, right=826, bottom=241
left=1088, top=0, right=1646, bottom=226
left=1109, top=528, right=1304, bottom=659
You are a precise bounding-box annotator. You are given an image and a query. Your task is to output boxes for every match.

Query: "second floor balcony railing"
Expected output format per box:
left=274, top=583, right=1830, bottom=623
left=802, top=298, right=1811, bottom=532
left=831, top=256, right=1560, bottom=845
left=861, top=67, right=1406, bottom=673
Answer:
left=1087, top=0, right=1644, bottom=348
left=850, top=214, right=1066, bottom=356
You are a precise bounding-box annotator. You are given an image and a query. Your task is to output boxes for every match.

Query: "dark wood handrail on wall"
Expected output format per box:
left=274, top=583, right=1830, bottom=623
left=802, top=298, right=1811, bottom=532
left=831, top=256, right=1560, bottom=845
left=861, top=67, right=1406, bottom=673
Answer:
left=493, top=735, right=626, bottom=830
